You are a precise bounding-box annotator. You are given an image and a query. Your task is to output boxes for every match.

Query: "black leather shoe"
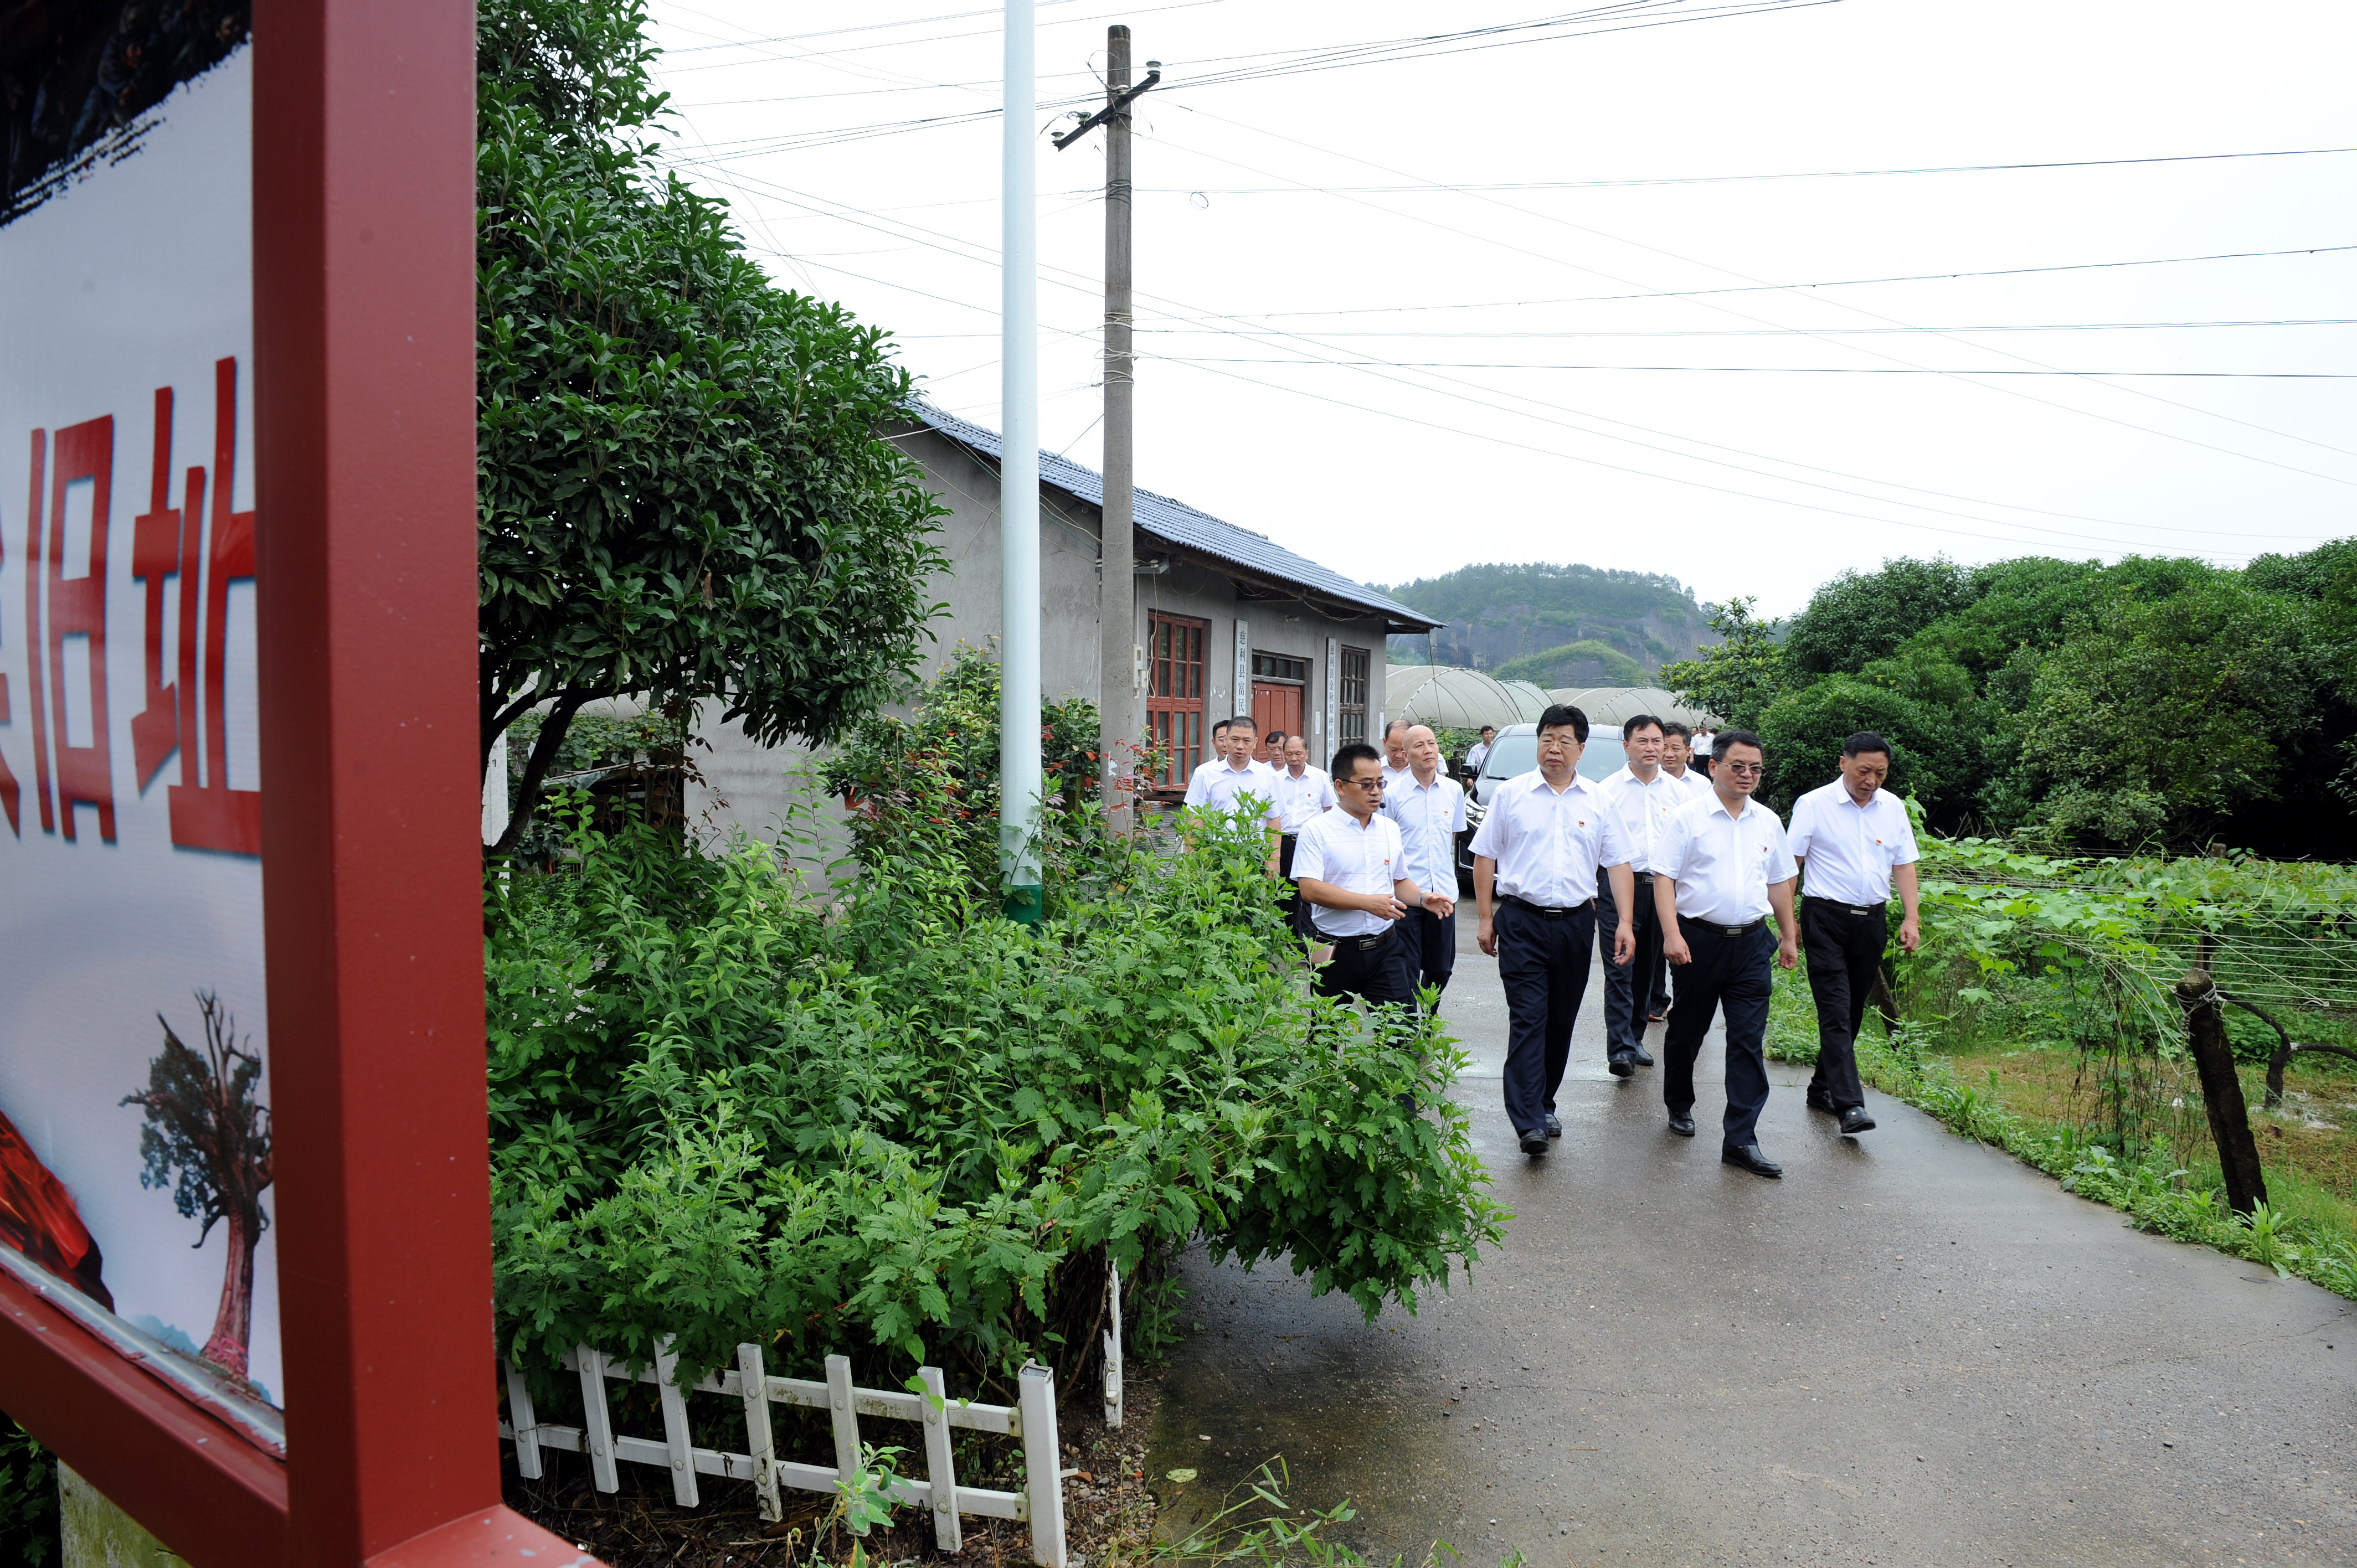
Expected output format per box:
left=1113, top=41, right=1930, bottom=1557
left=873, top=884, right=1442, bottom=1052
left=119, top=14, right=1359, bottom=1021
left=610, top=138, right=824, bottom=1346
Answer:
left=1632, top=1046, right=1656, bottom=1067
left=1805, top=1089, right=1835, bottom=1114
left=1519, top=1131, right=1550, bottom=1157
left=1607, top=1054, right=1635, bottom=1079
left=1722, top=1142, right=1783, bottom=1178
left=1666, top=1113, right=1696, bottom=1138
left=1839, top=1106, right=1876, bottom=1135
left=1544, top=1113, right=1563, bottom=1138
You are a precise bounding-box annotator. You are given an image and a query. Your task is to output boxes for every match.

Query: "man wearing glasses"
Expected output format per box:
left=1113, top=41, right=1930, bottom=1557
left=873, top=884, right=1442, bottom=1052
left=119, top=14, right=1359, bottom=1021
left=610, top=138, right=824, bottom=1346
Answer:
left=1293, top=742, right=1453, bottom=1009
left=1652, top=730, right=1800, bottom=1179
left=1470, top=705, right=1637, bottom=1158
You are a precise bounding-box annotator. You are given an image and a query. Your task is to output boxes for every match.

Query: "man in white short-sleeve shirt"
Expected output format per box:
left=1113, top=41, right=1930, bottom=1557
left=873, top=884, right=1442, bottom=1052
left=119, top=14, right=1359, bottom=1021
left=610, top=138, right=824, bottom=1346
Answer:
left=1380, top=719, right=1414, bottom=793
left=1183, top=714, right=1281, bottom=873
left=1381, top=725, right=1468, bottom=1007
left=1651, top=729, right=1799, bottom=1179
left=1786, top=731, right=1924, bottom=1137
left=1470, top=704, right=1636, bottom=1157
left=1591, top=713, right=1689, bottom=1071
left=1464, top=725, right=1496, bottom=779
left=1293, top=742, right=1453, bottom=1009
left=1270, top=733, right=1336, bottom=933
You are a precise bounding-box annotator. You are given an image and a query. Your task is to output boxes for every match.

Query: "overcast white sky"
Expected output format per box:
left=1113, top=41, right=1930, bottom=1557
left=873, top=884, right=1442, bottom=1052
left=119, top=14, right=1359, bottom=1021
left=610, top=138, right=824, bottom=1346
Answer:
left=643, top=0, right=2357, bottom=616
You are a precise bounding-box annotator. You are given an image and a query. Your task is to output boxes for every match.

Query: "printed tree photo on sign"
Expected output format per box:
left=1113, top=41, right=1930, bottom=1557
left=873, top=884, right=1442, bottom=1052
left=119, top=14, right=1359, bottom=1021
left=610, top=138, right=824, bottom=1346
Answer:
left=121, top=993, right=271, bottom=1383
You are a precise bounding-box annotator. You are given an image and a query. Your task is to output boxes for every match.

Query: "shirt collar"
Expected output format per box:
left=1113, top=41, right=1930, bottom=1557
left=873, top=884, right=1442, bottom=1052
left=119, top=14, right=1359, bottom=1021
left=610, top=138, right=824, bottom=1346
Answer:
left=1524, top=770, right=1592, bottom=797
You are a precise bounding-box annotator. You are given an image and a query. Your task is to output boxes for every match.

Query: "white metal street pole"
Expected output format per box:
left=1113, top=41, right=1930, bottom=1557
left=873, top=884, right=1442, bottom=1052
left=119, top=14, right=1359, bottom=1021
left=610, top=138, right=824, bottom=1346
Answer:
left=1000, top=0, right=1044, bottom=923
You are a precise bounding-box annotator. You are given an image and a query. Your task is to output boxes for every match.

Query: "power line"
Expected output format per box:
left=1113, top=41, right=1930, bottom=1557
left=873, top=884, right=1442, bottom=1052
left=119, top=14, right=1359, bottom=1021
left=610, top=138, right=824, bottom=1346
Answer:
left=1132, top=145, right=2357, bottom=194
left=1136, top=318, right=2357, bottom=338
left=1236, top=245, right=2357, bottom=316
left=1153, top=104, right=2357, bottom=470
left=1149, top=355, right=2357, bottom=378
left=701, top=168, right=2323, bottom=551
left=664, top=0, right=1841, bottom=154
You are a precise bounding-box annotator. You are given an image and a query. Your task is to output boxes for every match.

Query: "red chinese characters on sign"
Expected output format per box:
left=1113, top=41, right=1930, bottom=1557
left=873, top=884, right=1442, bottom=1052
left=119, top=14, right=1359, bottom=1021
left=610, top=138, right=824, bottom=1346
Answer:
left=11, top=358, right=258, bottom=853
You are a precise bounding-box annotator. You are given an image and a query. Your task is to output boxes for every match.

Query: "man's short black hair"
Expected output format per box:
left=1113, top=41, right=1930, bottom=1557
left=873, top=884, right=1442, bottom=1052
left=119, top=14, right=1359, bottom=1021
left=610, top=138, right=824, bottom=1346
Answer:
left=1843, top=730, right=1893, bottom=760
left=1716, top=728, right=1765, bottom=757
left=1536, top=703, right=1590, bottom=743
left=1660, top=720, right=1692, bottom=741
left=1622, top=713, right=1665, bottom=741
left=1479, top=725, right=1496, bottom=737
left=1383, top=718, right=1409, bottom=741
left=1331, top=741, right=1383, bottom=780
left=1265, top=729, right=1288, bottom=748
left=1231, top=714, right=1258, bottom=732
left=1210, top=717, right=1231, bottom=737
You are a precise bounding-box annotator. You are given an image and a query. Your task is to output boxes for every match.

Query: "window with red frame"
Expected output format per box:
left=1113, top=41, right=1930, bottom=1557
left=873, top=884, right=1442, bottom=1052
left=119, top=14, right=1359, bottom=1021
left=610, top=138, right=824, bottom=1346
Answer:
left=1146, top=611, right=1208, bottom=787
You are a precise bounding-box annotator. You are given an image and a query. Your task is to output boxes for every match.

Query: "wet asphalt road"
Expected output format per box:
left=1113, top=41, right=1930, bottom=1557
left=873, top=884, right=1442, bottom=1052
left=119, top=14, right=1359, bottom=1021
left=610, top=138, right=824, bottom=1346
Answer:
left=1147, top=921, right=2356, bottom=1567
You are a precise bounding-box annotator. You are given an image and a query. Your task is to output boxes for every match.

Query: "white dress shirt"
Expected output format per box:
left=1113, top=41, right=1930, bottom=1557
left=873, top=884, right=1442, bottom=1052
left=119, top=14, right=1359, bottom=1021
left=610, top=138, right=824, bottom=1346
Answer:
left=1662, top=766, right=1713, bottom=802
left=1272, top=765, right=1338, bottom=833
left=1656, top=792, right=1798, bottom=926
left=1183, top=757, right=1279, bottom=821
left=1787, top=777, right=1920, bottom=906
left=1382, top=760, right=1414, bottom=796
left=1468, top=769, right=1632, bottom=908
left=1380, top=767, right=1465, bottom=896
left=1291, top=807, right=1405, bottom=938
left=1591, top=765, right=1692, bottom=875
left=1464, top=740, right=1491, bottom=776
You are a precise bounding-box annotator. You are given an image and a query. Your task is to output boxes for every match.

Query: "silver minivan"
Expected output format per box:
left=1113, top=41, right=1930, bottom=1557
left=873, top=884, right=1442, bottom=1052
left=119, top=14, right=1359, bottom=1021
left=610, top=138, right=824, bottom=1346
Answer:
left=1455, top=721, right=1628, bottom=889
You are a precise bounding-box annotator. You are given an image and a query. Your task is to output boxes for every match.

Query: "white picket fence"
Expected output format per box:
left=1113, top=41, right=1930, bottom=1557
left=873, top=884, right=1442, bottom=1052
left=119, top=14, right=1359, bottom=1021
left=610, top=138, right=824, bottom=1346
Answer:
left=500, top=1342, right=1068, bottom=1565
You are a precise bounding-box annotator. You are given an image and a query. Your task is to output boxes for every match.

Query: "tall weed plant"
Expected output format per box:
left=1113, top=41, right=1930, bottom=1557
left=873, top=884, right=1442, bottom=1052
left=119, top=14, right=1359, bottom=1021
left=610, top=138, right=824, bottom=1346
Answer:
left=487, top=749, right=1505, bottom=1402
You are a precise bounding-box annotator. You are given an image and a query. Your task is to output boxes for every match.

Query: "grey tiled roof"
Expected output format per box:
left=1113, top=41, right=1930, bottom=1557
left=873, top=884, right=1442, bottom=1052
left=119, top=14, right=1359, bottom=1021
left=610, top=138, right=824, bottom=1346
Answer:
left=906, top=403, right=1441, bottom=632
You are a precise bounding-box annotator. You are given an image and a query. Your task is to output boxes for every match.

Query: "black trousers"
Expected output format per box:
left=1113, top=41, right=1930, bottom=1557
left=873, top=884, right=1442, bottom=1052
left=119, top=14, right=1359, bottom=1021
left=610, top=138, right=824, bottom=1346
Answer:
left=1410, top=905, right=1456, bottom=1001
left=1314, top=922, right=1417, bottom=1008
left=1495, top=898, right=1596, bottom=1138
left=1801, top=897, right=1890, bottom=1112
left=1279, top=833, right=1305, bottom=936
left=1662, top=917, right=1774, bottom=1146
left=1595, top=871, right=1661, bottom=1060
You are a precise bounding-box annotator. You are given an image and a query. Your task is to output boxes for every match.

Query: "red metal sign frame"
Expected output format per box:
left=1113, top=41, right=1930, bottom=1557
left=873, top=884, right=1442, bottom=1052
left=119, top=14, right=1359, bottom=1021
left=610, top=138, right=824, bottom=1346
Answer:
left=0, top=2, right=584, bottom=1561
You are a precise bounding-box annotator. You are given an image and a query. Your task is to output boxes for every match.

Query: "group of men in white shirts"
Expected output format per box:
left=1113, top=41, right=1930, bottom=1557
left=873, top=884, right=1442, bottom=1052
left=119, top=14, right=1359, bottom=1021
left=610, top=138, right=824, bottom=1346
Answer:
left=1181, top=704, right=1921, bottom=1180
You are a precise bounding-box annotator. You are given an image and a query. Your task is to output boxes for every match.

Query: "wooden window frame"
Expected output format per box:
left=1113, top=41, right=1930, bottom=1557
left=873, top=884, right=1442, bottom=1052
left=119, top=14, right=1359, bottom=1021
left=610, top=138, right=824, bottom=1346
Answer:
left=1337, top=644, right=1370, bottom=747
left=1146, top=611, right=1210, bottom=793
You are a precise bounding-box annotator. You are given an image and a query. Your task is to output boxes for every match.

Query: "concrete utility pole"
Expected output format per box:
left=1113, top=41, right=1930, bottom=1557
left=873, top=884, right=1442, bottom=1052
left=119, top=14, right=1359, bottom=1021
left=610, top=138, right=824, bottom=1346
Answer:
left=1055, top=30, right=1159, bottom=828
left=1001, top=0, right=1043, bottom=923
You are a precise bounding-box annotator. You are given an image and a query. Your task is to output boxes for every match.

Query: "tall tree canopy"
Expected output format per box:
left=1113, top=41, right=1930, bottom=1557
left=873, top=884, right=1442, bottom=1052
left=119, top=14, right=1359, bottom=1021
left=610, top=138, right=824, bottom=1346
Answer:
left=476, top=0, right=946, bottom=853
left=1716, top=547, right=2357, bottom=854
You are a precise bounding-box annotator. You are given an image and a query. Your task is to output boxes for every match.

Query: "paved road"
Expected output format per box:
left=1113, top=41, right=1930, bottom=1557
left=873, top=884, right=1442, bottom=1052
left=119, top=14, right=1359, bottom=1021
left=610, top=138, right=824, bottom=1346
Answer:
left=1148, top=922, right=2355, bottom=1567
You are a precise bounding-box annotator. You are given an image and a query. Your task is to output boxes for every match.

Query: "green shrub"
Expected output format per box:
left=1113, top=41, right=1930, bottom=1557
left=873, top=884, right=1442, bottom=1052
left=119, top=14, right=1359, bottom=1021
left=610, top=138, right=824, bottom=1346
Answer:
left=0, top=1417, right=58, bottom=1565
left=487, top=793, right=1506, bottom=1402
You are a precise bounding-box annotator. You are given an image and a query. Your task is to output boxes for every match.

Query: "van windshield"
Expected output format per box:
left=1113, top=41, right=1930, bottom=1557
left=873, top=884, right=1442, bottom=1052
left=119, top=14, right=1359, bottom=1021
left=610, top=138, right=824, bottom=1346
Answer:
left=1480, top=731, right=1628, bottom=785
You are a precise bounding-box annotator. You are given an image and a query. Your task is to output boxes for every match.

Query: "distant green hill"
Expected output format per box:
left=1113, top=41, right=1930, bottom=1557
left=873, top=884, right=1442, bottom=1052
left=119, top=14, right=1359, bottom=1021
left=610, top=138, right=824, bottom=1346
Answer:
left=1381, top=562, right=1710, bottom=673
left=1493, top=639, right=1646, bottom=687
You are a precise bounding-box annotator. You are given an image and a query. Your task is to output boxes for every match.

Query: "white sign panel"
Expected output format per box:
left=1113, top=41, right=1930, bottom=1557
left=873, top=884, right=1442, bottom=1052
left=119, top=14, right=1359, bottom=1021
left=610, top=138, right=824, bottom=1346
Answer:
left=1, top=27, right=277, bottom=1407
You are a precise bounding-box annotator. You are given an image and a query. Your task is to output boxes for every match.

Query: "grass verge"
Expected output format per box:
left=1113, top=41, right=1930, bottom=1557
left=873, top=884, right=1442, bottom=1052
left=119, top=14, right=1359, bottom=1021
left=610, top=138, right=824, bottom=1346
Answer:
left=1765, top=964, right=2357, bottom=1300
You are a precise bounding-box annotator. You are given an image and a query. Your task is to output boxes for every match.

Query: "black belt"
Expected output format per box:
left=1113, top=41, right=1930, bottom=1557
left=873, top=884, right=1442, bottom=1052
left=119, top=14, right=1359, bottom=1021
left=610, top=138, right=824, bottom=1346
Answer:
left=1682, top=916, right=1764, bottom=938
left=1808, top=897, right=1881, bottom=916
left=1504, top=894, right=1593, bottom=918
left=1318, top=926, right=1399, bottom=951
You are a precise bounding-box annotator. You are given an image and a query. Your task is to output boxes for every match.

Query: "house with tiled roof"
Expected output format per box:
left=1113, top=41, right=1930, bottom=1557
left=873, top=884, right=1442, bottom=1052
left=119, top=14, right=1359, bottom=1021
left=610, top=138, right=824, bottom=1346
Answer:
left=691, top=404, right=1439, bottom=833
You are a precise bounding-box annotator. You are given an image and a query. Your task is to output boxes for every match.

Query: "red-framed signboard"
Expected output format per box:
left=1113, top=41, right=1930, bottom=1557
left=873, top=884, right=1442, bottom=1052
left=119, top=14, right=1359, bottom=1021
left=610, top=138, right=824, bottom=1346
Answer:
left=0, top=3, right=584, bottom=1561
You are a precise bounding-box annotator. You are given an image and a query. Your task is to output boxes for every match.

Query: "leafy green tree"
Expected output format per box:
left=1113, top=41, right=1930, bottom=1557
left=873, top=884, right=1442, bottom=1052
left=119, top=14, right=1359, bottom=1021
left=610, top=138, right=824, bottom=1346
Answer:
left=1754, top=675, right=1960, bottom=817
left=1782, top=556, right=1975, bottom=678
left=1659, top=596, right=1785, bottom=728
left=476, top=0, right=948, bottom=855
left=2006, top=576, right=2318, bottom=848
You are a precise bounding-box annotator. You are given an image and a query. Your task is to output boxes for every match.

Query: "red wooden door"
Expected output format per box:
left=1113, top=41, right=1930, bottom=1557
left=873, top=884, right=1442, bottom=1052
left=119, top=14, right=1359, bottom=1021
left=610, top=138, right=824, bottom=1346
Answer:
left=1251, top=682, right=1303, bottom=760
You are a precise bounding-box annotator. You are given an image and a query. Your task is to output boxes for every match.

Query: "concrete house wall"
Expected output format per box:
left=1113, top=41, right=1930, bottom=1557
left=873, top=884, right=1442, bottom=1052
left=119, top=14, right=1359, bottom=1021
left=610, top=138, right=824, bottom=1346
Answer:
left=688, top=419, right=1410, bottom=847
